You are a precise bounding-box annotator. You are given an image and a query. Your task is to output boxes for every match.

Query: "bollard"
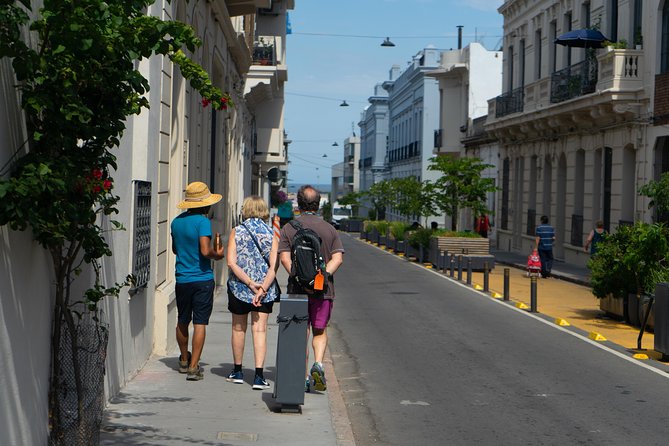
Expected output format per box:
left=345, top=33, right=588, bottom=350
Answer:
left=466, top=258, right=472, bottom=285
left=449, top=255, right=455, bottom=277
left=530, top=276, right=538, bottom=312
left=442, top=251, right=449, bottom=274
left=503, top=268, right=510, bottom=301
left=483, top=261, right=489, bottom=292
left=457, top=255, right=463, bottom=281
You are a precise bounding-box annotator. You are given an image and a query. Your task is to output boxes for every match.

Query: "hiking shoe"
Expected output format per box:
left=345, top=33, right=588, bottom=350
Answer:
left=310, top=362, right=327, bottom=391
left=305, top=378, right=311, bottom=393
left=178, top=351, right=192, bottom=373
left=252, top=375, right=270, bottom=390
left=186, top=365, right=203, bottom=381
left=226, top=370, right=244, bottom=384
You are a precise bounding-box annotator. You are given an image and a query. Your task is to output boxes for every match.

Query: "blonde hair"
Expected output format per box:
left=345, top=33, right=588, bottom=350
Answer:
left=241, top=195, right=269, bottom=221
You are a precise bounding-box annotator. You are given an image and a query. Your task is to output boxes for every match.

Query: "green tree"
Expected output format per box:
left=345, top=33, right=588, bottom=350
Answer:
left=338, top=191, right=361, bottom=217
left=391, top=176, right=436, bottom=226
left=639, top=171, right=669, bottom=220
left=0, top=1, right=230, bottom=443
left=363, top=180, right=394, bottom=220
left=428, top=155, right=497, bottom=231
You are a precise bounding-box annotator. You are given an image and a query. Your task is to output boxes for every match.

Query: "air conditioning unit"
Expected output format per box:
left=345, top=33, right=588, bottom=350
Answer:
left=259, top=1, right=280, bottom=16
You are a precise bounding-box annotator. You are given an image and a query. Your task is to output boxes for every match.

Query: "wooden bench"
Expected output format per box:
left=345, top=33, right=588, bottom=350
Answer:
left=433, top=237, right=490, bottom=255
left=430, top=237, right=494, bottom=271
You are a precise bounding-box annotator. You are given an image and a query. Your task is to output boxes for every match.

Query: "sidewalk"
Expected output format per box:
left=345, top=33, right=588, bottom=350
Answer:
left=470, top=248, right=658, bottom=358
left=100, top=268, right=351, bottom=446
left=491, top=248, right=591, bottom=286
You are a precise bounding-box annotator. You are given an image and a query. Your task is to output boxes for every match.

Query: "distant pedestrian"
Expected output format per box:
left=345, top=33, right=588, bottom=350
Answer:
left=279, top=185, right=344, bottom=392
left=171, top=182, right=225, bottom=381
left=475, top=214, right=490, bottom=238
left=535, top=215, right=555, bottom=278
left=226, top=196, right=280, bottom=390
left=584, top=220, right=607, bottom=256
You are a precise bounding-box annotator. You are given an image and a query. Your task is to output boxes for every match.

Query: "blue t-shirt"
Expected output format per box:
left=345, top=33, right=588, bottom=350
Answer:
left=171, top=212, right=213, bottom=283
left=536, top=223, right=555, bottom=251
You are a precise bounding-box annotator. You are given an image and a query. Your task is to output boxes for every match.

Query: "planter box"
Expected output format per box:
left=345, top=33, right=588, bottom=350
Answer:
left=395, top=240, right=405, bottom=254
left=342, top=219, right=363, bottom=232
left=379, top=235, right=387, bottom=247
left=599, top=295, right=625, bottom=320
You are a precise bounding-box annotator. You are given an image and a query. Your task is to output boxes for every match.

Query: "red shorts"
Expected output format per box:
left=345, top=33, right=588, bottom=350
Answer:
left=308, top=298, right=333, bottom=330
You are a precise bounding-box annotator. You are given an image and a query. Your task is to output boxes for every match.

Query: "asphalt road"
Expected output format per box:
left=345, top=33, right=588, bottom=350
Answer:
left=328, top=233, right=669, bottom=446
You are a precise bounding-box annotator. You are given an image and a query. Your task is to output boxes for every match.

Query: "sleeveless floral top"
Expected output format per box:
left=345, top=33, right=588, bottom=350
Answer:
left=227, top=218, right=278, bottom=303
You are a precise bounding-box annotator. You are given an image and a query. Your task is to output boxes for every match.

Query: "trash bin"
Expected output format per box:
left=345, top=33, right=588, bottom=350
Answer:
left=273, top=294, right=309, bottom=411
left=654, top=283, right=669, bottom=360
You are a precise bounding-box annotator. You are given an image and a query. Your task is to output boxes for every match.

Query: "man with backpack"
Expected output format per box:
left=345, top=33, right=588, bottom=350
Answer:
left=278, top=185, right=344, bottom=392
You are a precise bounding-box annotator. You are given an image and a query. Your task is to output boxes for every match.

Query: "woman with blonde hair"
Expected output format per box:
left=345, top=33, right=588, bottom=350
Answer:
left=226, top=195, right=280, bottom=389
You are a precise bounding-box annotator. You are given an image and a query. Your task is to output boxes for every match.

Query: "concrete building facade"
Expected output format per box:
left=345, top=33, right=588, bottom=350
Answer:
left=0, top=1, right=292, bottom=443
left=429, top=42, right=503, bottom=230
left=486, top=0, right=661, bottom=268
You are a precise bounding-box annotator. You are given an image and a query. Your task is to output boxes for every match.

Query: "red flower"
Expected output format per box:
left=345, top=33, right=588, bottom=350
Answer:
left=201, top=97, right=210, bottom=107
left=93, top=185, right=102, bottom=193
left=92, top=168, right=103, bottom=180
left=103, top=179, right=112, bottom=191
left=218, top=97, right=228, bottom=110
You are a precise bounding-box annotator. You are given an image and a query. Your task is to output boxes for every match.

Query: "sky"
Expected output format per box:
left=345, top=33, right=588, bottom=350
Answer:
left=284, top=0, right=505, bottom=187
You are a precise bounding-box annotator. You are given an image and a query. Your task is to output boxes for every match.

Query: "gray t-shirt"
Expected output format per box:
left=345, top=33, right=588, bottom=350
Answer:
left=278, top=213, right=344, bottom=299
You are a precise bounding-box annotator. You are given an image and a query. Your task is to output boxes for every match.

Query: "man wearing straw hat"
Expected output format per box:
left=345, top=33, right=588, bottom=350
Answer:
left=171, top=181, right=225, bottom=381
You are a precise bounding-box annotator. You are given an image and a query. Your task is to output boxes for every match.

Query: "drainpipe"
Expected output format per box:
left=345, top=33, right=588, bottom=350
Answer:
left=457, top=25, right=463, bottom=49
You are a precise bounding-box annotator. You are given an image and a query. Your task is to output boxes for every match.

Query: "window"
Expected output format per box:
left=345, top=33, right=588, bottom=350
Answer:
left=633, top=0, right=642, bottom=46
left=507, top=45, right=514, bottom=91
left=564, top=12, right=572, bottom=67
left=131, top=181, right=152, bottom=292
left=549, top=21, right=557, bottom=73
left=609, top=0, right=618, bottom=43
left=519, top=39, right=526, bottom=87
left=535, top=29, right=542, bottom=80
left=663, top=2, right=669, bottom=73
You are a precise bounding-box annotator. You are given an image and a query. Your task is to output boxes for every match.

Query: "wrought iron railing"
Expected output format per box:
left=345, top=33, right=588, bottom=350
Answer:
left=495, top=87, right=524, bottom=118
left=550, top=59, right=598, bottom=104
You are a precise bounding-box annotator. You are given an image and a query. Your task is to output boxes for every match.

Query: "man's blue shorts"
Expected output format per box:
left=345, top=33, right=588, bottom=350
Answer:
left=176, top=279, right=215, bottom=325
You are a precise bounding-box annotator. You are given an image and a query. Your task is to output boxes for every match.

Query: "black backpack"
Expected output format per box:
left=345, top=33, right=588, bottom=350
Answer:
left=289, top=219, right=325, bottom=292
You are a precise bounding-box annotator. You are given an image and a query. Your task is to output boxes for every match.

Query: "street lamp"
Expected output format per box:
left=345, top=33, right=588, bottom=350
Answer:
left=340, top=100, right=349, bottom=107
left=332, top=142, right=339, bottom=147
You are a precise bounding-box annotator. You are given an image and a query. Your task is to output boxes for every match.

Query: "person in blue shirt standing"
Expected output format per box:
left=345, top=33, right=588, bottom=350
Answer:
left=535, top=215, right=556, bottom=278
left=171, top=182, right=225, bottom=381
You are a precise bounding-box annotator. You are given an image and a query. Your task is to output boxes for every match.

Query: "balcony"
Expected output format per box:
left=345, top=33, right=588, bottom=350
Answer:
left=485, top=48, right=647, bottom=143
left=550, top=59, right=597, bottom=104
left=252, top=38, right=276, bottom=66
left=495, top=87, right=524, bottom=118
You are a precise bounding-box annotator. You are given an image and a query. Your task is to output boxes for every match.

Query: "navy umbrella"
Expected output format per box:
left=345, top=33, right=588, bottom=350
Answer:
left=555, top=29, right=609, bottom=48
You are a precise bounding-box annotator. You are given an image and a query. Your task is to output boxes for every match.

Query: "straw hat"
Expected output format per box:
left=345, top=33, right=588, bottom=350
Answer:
left=177, top=182, right=222, bottom=209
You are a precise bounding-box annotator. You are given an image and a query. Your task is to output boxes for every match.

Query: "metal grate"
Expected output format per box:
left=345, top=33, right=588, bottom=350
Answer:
left=131, top=181, right=151, bottom=291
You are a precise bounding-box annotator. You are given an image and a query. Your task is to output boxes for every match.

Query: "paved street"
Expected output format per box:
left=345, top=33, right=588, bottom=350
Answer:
left=329, top=233, right=669, bottom=446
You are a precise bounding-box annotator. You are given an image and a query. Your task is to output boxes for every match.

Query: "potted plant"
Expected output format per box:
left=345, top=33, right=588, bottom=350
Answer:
left=589, top=222, right=669, bottom=326
left=253, top=37, right=274, bottom=65
left=389, top=221, right=411, bottom=254
left=407, top=228, right=433, bottom=263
